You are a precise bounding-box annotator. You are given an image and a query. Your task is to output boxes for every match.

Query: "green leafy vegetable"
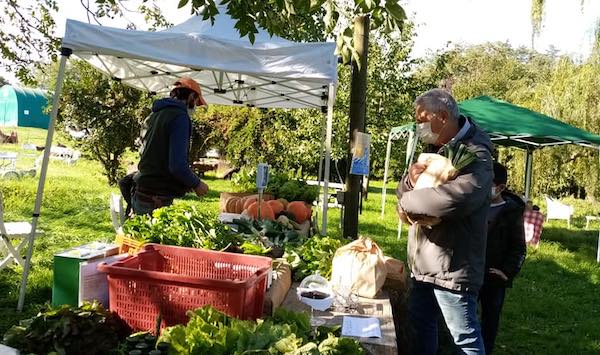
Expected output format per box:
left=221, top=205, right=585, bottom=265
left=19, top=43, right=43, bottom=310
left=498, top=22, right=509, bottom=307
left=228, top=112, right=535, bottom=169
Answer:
left=157, top=306, right=363, bottom=355
left=286, top=236, right=345, bottom=282
left=123, top=204, right=241, bottom=250
left=443, top=143, right=477, bottom=171
left=2, top=301, right=130, bottom=355
left=231, top=168, right=319, bottom=203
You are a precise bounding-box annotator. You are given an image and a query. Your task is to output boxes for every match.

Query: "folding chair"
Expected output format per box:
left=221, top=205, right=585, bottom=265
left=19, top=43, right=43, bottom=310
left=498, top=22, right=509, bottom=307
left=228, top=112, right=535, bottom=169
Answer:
left=109, top=193, right=126, bottom=234
left=0, top=193, right=42, bottom=270
left=544, top=195, right=574, bottom=228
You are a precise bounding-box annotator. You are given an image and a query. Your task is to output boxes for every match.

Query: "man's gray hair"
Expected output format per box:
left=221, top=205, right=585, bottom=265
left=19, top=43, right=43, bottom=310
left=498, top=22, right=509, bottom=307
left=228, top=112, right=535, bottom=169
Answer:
left=415, top=89, right=460, bottom=120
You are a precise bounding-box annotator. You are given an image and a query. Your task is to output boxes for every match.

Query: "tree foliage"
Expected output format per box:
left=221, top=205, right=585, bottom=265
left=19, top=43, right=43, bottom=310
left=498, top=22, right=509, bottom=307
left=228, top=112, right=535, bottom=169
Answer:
left=190, top=25, right=424, bottom=180
left=1, top=0, right=405, bottom=84
left=420, top=42, right=600, bottom=200
left=52, top=60, right=151, bottom=184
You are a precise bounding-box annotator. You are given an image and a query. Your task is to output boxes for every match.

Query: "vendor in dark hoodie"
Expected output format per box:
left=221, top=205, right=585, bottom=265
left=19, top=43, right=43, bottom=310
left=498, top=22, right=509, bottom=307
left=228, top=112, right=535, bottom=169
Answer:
left=479, top=161, right=526, bottom=354
left=132, top=77, right=209, bottom=215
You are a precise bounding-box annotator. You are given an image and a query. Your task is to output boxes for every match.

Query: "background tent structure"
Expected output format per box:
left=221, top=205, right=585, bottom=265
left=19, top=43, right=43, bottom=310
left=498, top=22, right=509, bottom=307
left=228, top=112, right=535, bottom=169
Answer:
left=381, top=95, right=600, bottom=216
left=0, top=85, right=50, bottom=129
left=16, top=12, right=338, bottom=310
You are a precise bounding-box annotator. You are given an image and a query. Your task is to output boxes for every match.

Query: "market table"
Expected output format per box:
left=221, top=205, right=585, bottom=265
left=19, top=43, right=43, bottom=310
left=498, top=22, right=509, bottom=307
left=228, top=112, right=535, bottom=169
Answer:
left=281, top=283, right=398, bottom=355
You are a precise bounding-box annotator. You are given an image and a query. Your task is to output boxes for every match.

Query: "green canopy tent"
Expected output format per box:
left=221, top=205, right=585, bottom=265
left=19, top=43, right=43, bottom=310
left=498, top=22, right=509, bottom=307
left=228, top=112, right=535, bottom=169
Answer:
left=381, top=95, right=600, bottom=217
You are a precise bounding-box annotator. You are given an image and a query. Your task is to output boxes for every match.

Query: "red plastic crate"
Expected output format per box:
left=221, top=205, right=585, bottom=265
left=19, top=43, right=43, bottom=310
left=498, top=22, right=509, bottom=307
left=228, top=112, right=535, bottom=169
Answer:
left=97, top=243, right=272, bottom=331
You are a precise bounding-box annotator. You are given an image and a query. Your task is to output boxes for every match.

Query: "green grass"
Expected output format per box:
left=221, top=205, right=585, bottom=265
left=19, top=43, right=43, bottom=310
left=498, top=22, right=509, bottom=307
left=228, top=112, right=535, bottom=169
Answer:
left=0, top=127, right=599, bottom=354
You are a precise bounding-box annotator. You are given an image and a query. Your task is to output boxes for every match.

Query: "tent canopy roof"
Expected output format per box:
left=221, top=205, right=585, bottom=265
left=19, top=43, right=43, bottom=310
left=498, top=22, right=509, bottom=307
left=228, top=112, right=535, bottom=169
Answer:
left=388, top=96, right=600, bottom=150
left=458, top=96, right=600, bottom=149
left=61, top=12, right=337, bottom=109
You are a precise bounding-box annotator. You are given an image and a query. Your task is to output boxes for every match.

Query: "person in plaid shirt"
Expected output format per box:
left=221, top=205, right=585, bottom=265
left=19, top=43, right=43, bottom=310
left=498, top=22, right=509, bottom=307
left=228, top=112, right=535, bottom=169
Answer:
left=523, top=202, right=544, bottom=247
left=479, top=162, right=527, bottom=354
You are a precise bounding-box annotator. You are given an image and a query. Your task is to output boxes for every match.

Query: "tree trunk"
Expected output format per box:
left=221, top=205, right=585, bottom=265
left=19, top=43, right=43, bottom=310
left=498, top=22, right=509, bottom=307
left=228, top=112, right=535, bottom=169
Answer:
left=343, top=15, right=369, bottom=239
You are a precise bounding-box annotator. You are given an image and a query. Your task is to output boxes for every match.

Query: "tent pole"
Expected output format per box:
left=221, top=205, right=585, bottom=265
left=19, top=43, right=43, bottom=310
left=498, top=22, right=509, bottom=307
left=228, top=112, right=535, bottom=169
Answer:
left=524, top=149, right=533, bottom=200
left=321, top=83, right=335, bottom=235
left=381, top=134, right=393, bottom=218
left=17, top=49, right=71, bottom=311
left=315, top=103, right=327, bottom=230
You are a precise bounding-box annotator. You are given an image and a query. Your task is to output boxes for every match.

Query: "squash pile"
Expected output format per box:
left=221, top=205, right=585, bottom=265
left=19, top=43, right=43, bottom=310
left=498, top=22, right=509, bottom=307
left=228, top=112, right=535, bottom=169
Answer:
left=223, top=195, right=312, bottom=224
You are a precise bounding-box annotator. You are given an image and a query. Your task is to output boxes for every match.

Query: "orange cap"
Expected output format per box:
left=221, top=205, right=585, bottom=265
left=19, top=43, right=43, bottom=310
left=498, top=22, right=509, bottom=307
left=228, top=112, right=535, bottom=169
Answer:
left=173, top=77, right=207, bottom=107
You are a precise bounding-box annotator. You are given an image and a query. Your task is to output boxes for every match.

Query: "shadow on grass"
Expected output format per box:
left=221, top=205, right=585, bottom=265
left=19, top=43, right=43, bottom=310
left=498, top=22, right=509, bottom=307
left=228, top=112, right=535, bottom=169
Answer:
left=541, top=227, right=599, bottom=260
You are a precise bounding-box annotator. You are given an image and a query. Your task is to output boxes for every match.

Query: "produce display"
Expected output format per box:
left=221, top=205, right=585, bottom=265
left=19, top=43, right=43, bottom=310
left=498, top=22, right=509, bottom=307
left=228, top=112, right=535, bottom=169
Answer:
left=122, top=204, right=311, bottom=259
left=2, top=302, right=130, bottom=355
left=122, top=205, right=241, bottom=251
left=230, top=168, right=319, bottom=203
left=157, top=305, right=364, bottom=355
left=286, top=236, right=345, bottom=282
left=233, top=217, right=305, bottom=257
left=223, top=194, right=312, bottom=225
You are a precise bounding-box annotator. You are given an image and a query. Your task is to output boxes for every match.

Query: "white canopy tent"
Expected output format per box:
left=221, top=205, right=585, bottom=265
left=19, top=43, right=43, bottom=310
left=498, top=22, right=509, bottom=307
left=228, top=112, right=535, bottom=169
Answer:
left=17, top=12, right=338, bottom=310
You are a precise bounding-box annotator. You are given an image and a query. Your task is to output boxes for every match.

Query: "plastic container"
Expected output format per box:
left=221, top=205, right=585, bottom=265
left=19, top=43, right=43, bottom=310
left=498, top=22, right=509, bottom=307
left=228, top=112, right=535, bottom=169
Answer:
left=114, top=234, right=145, bottom=255
left=98, top=244, right=272, bottom=331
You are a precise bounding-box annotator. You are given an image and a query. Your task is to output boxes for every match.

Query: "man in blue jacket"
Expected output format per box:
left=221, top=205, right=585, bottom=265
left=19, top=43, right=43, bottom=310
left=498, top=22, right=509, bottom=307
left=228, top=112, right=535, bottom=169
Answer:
left=132, top=77, right=209, bottom=214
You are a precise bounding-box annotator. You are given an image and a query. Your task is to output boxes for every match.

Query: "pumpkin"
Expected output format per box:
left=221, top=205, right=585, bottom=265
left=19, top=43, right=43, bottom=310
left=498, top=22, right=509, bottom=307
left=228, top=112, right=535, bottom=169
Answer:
left=235, top=198, right=245, bottom=214
left=287, top=201, right=311, bottom=223
left=245, top=201, right=275, bottom=221
left=267, top=200, right=284, bottom=215
left=226, top=197, right=240, bottom=213
left=277, top=198, right=289, bottom=209
left=243, top=196, right=258, bottom=210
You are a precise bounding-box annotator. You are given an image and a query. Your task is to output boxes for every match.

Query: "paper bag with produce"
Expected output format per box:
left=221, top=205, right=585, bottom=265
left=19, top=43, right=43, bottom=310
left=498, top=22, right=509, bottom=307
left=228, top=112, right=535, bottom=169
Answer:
left=409, top=143, right=477, bottom=226
left=330, top=236, right=387, bottom=298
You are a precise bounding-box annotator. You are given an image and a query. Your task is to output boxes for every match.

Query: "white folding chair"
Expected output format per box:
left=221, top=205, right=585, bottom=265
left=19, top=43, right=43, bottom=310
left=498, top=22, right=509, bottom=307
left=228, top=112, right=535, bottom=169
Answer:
left=0, top=193, right=42, bottom=271
left=544, top=195, right=574, bottom=228
left=109, top=193, right=126, bottom=234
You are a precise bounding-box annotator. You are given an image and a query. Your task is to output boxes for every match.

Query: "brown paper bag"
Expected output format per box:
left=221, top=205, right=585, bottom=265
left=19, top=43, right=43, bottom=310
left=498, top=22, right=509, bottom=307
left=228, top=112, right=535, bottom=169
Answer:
left=330, top=236, right=387, bottom=298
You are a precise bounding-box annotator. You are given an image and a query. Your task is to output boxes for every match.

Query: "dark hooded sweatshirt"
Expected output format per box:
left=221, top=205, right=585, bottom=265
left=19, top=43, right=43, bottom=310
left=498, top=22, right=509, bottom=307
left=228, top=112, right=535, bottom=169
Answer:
left=397, top=116, right=494, bottom=293
left=485, top=191, right=527, bottom=288
left=134, top=98, right=200, bottom=197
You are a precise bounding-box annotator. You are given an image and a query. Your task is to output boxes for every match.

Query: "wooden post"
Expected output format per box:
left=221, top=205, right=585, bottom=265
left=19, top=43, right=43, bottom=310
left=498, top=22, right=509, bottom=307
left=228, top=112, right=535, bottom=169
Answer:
left=343, top=15, right=369, bottom=239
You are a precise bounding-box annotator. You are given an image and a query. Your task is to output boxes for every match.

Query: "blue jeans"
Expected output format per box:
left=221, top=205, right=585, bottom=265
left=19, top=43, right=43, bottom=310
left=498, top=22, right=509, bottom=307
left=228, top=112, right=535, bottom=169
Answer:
left=131, top=192, right=156, bottom=215
left=479, top=283, right=506, bottom=355
left=409, top=280, right=485, bottom=355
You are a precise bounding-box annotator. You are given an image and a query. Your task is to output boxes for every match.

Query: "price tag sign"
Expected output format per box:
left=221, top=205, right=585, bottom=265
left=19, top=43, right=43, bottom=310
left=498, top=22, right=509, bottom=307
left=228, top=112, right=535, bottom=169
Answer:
left=350, top=132, right=370, bottom=176
left=256, top=163, right=269, bottom=192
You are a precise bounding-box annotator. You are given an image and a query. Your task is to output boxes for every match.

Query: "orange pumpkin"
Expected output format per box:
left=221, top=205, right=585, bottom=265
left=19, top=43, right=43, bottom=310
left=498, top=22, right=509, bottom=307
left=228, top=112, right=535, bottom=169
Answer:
left=277, top=198, right=289, bottom=209
left=226, top=197, right=240, bottom=213
left=287, top=201, right=310, bottom=223
left=243, top=196, right=258, bottom=210
left=246, top=201, right=275, bottom=221
left=267, top=200, right=284, bottom=215
left=235, top=198, right=245, bottom=214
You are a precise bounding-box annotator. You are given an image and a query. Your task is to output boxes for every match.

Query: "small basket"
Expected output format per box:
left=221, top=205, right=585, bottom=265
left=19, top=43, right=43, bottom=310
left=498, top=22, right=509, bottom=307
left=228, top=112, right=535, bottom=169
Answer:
left=98, top=244, right=272, bottom=331
left=114, top=234, right=145, bottom=255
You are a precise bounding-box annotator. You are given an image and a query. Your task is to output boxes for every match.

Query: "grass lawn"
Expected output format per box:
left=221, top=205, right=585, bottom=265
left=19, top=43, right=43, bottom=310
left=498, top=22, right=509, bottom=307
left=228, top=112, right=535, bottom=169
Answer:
left=1, top=127, right=599, bottom=354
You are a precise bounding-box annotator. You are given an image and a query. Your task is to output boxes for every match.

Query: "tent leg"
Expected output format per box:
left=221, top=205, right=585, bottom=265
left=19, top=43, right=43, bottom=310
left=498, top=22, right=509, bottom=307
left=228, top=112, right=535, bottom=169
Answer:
left=315, top=103, right=327, bottom=231
left=524, top=149, right=533, bottom=200
left=321, top=84, right=335, bottom=235
left=17, top=50, right=70, bottom=311
left=381, top=135, right=393, bottom=218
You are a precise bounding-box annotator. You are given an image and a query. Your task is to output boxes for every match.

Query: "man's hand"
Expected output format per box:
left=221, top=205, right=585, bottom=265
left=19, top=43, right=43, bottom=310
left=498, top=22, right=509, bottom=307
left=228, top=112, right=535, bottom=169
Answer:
left=194, top=181, right=209, bottom=197
left=397, top=205, right=411, bottom=224
left=489, top=268, right=508, bottom=281
left=408, top=162, right=427, bottom=186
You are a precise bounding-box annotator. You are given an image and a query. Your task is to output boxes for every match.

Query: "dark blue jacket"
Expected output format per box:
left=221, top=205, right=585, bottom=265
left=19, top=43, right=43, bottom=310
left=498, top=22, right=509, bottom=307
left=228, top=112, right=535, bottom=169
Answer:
left=134, top=98, right=200, bottom=196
